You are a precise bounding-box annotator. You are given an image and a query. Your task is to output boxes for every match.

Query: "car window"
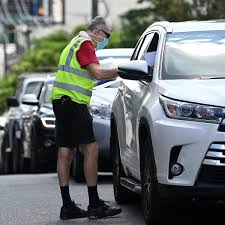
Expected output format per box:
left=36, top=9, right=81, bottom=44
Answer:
left=131, top=37, right=144, bottom=60
left=137, top=33, right=155, bottom=60
left=24, top=81, right=43, bottom=98
left=162, top=30, right=225, bottom=79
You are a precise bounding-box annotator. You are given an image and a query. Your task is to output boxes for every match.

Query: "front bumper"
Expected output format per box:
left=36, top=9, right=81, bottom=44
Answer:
left=151, top=115, right=225, bottom=187
left=158, top=182, right=225, bottom=199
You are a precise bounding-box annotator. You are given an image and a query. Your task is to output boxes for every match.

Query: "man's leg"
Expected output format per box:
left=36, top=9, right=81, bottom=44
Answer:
left=57, top=147, right=74, bottom=206
left=81, top=142, right=100, bottom=208
left=58, top=147, right=87, bottom=220
left=81, top=142, right=99, bottom=186
left=81, top=142, right=122, bottom=219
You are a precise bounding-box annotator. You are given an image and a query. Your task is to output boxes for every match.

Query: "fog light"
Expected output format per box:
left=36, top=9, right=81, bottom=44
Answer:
left=170, top=163, right=183, bottom=176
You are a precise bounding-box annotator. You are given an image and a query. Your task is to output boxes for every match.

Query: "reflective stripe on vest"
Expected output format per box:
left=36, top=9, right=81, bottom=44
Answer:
left=65, top=38, right=84, bottom=66
left=58, top=65, right=94, bottom=80
left=53, top=80, right=92, bottom=97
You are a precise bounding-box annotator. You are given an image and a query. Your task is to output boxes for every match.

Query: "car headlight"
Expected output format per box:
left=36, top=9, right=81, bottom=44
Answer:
left=160, top=96, right=225, bottom=124
left=89, top=104, right=111, bottom=120
left=40, top=117, right=56, bottom=128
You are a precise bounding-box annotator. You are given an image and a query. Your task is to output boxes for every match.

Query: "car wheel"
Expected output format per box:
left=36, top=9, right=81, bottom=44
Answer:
left=12, top=132, right=21, bottom=174
left=111, top=125, right=132, bottom=204
left=19, top=131, right=28, bottom=173
left=141, top=137, right=160, bottom=225
left=1, top=133, right=12, bottom=174
left=72, top=148, right=85, bottom=183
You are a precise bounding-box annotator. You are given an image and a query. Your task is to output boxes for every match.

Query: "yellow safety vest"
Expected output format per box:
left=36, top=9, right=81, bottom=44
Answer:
left=51, top=36, right=94, bottom=105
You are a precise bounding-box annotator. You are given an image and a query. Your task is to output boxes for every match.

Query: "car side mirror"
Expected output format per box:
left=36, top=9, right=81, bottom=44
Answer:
left=118, top=60, right=152, bottom=81
left=6, top=96, right=19, bottom=107
left=21, top=94, right=39, bottom=106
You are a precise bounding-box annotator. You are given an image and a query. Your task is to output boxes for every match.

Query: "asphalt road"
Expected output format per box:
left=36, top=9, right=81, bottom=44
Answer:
left=0, top=173, right=145, bottom=225
left=1, top=173, right=225, bottom=225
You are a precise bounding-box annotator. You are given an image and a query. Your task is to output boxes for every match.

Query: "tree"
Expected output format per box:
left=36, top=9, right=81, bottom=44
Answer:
left=192, top=0, right=225, bottom=20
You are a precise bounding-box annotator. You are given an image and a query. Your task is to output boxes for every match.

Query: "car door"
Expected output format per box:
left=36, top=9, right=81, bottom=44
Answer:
left=121, top=32, right=160, bottom=177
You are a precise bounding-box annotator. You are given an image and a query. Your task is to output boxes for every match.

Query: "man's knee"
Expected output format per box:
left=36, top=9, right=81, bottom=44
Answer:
left=58, top=147, right=74, bottom=161
left=82, top=142, right=99, bottom=159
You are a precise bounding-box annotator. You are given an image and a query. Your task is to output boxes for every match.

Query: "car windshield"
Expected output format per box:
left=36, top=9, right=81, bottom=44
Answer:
left=162, top=30, right=225, bottom=79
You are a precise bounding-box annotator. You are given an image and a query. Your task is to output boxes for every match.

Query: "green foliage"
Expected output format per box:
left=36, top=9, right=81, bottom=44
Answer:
left=192, top=0, right=225, bottom=20
left=106, top=30, right=124, bottom=48
left=120, top=7, right=154, bottom=47
left=151, top=0, right=193, bottom=21
left=0, top=73, right=17, bottom=112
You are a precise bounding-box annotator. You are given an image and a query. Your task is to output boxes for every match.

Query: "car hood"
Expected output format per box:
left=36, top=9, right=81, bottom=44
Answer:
left=91, top=88, right=118, bottom=106
left=156, top=79, right=225, bottom=107
left=39, top=104, right=54, bottom=117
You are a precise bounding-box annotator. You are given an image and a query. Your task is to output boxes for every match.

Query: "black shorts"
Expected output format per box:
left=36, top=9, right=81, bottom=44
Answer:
left=52, top=96, right=95, bottom=148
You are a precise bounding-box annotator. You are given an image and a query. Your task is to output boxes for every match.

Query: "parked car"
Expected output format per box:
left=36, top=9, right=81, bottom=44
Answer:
left=0, top=73, right=50, bottom=174
left=71, top=48, right=133, bottom=182
left=20, top=77, right=56, bottom=173
left=110, top=20, right=225, bottom=225
left=0, top=114, right=7, bottom=174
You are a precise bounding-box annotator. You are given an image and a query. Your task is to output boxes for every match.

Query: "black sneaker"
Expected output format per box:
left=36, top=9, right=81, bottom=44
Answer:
left=60, top=201, right=87, bottom=220
left=88, top=199, right=122, bottom=219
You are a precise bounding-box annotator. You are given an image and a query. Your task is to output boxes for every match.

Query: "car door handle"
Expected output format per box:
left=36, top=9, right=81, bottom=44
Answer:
left=125, top=94, right=131, bottom=100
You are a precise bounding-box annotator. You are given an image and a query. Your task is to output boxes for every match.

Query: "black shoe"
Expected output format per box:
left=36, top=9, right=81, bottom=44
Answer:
left=60, top=201, right=87, bottom=220
left=88, top=199, right=122, bottom=219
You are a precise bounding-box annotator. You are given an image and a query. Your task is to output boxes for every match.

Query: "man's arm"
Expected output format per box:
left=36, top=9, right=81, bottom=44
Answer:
left=86, top=63, right=118, bottom=80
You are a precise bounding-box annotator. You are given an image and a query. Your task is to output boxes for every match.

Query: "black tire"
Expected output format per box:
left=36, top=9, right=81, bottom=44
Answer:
left=111, top=125, right=132, bottom=204
left=1, top=133, right=12, bottom=174
left=141, top=138, right=160, bottom=225
left=29, top=129, right=40, bottom=173
left=12, top=132, right=21, bottom=174
left=72, top=148, right=85, bottom=183
left=2, top=151, right=12, bottom=174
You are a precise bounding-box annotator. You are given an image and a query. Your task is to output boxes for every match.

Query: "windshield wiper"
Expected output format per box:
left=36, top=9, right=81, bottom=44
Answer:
left=195, top=76, right=225, bottom=80
left=208, top=77, right=225, bottom=80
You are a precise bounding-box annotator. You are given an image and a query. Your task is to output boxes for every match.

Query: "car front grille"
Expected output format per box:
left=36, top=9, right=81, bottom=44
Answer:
left=198, top=165, right=225, bottom=184
left=198, top=143, right=225, bottom=183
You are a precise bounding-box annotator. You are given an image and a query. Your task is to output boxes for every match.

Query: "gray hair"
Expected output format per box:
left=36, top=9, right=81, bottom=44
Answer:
left=87, top=16, right=109, bottom=31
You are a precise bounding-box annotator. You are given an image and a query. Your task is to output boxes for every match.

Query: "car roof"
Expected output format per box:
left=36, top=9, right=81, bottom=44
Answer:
left=96, top=48, right=134, bottom=58
left=147, top=19, right=225, bottom=33
left=19, top=73, right=55, bottom=83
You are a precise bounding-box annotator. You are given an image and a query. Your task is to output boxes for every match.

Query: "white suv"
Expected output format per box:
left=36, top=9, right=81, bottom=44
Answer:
left=110, top=20, right=225, bottom=225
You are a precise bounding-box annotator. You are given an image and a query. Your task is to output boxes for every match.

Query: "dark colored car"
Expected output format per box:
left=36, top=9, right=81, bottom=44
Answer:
left=20, top=77, right=56, bottom=173
left=0, top=74, right=48, bottom=174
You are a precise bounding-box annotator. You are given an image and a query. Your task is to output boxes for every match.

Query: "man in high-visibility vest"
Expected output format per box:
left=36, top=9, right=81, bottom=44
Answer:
left=51, top=16, right=122, bottom=220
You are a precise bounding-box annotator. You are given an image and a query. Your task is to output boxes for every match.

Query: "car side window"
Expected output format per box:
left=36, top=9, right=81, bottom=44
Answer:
left=137, top=33, right=155, bottom=60
left=131, top=37, right=145, bottom=60
left=138, top=32, right=159, bottom=68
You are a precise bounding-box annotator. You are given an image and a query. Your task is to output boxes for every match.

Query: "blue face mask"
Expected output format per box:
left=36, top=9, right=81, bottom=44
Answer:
left=97, top=37, right=108, bottom=50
